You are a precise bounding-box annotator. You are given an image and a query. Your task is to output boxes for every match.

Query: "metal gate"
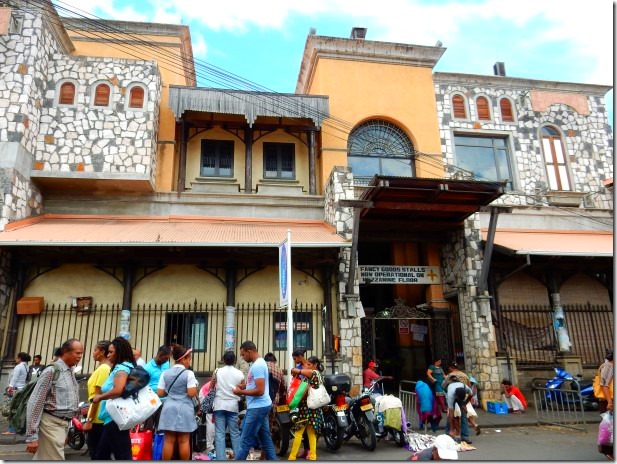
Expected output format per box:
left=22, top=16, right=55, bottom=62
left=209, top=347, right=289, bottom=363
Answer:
left=530, top=377, right=587, bottom=432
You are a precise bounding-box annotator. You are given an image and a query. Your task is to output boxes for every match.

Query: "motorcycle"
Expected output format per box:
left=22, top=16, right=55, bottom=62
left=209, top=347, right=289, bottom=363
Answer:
left=67, top=400, right=90, bottom=450
left=365, top=378, right=406, bottom=447
left=541, top=366, right=599, bottom=411
left=345, top=382, right=377, bottom=451
left=271, top=403, right=296, bottom=457
left=322, top=374, right=351, bottom=452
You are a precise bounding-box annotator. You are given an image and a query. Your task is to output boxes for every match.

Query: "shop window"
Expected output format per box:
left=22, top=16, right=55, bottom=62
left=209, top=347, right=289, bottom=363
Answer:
left=499, top=98, right=514, bottom=122
left=541, top=126, right=571, bottom=191
left=476, top=96, right=491, bottom=120
left=273, top=312, right=312, bottom=350
left=93, top=83, right=111, bottom=107
left=201, top=140, right=234, bottom=177
left=454, top=134, right=513, bottom=188
left=165, top=312, right=207, bottom=352
left=128, top=85, right=146, bottom=109
left=347, top=119, right=415, bottom=185
left=58, top=82, right=76, bottom=106
left=264, top=142, right=294, bottom=179
left=452, top=94, right=467, bottom=119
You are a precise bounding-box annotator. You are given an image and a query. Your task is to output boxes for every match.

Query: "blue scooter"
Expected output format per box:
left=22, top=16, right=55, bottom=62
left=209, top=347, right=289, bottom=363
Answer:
left=541, top=366, right=599, bottom=411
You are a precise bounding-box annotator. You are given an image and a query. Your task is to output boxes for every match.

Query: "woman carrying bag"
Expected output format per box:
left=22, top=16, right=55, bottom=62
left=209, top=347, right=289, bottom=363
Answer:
left=157, top=344, right=199, bottom=460
left=287, top=356, right=324, bottom=461
left=91, top=337, right=135, bottom=460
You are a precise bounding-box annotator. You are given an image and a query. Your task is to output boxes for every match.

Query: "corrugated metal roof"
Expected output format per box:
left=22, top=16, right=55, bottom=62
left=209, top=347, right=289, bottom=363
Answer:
left=0, top=215, right=350, bottom=248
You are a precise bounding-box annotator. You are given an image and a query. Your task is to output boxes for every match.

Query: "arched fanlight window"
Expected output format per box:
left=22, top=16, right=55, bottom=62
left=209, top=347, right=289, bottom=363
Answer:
left=347, top=119, right=415, bottom=184
left=128, top=86, right=145, bottom=109
left=499, top=98, right=514, bottom=122
left=93, top=83, right=111, bottom=107
left=476, top=96, right=491, bottom=120
left=541, top=126, right=571, bottom=191
left=452, top=94, right=467, bottom=119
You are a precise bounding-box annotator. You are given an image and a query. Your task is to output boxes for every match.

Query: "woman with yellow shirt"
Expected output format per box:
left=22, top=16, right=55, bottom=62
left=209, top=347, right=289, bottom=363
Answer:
left=83, top=340, right=112, bottom=459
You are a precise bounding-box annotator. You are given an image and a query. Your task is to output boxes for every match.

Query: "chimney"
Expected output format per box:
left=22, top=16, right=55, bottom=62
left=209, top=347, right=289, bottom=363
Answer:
left=493, top=61, right=506, bottom=77
left=309, top=27, right=316, bottom=36
left=350, top=27, right=367, bottom=40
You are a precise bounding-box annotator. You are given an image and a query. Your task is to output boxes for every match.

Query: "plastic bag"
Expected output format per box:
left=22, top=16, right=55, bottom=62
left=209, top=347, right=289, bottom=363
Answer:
left=130, top=427, right=153, bottom=460
left=152, top=432, right=165, bottom=460
left=598, top=411, right=613, bottom=446
left=106, top=386, right=162, bottom=431
left=287, top=377, right=309, bottom=409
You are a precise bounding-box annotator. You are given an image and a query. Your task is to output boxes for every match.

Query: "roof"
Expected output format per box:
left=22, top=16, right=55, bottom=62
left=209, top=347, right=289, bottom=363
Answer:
left=0, top=215, right=350, bottom=248
left=358, top=176, right=506, bottom=226
left=481, top=228, right=613, bottom=257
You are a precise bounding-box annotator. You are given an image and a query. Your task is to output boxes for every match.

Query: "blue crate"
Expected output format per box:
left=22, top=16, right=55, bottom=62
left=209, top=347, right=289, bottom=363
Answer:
left=487, top=401, right=509, bottom=414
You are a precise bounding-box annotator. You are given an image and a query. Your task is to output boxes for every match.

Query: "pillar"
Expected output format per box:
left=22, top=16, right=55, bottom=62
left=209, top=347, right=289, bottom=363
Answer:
left=244, top=125, right=253, bottom=193
left=308, top=130, right=316, bottom=195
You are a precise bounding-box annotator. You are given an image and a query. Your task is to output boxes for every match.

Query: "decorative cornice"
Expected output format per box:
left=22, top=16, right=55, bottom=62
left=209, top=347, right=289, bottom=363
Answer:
left=433, top=72, right=612, bottom=96
left=296, top=35, right=446, bottom=93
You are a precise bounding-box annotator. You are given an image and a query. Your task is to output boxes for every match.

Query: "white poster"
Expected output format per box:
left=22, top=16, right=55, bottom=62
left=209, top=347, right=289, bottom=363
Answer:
left=359, top=266, right=441, bottom=284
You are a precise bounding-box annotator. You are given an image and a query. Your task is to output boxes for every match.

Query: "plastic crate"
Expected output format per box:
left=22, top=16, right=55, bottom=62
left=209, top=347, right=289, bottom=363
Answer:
left=486, top=401, right=509, bottom=414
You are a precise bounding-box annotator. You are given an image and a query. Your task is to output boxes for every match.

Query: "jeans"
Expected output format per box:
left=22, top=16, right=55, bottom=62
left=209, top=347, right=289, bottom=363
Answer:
left=235, top=406, right=277, bottom=460
left=444, top=405, right=469, bottom=440
left=214, top=410, right=240, bottom=460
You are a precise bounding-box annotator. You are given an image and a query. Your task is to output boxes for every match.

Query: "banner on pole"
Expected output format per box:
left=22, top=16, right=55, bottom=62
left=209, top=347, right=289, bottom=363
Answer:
left=279, top=238, right=290, bottom=309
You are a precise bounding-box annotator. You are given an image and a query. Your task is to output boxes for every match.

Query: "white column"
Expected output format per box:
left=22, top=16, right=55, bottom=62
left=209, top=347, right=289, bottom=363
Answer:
left=225, top=305, right=236, bottom=352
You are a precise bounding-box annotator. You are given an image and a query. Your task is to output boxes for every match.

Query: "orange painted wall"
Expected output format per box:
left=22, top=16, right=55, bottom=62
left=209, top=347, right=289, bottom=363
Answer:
left=69, top=32, right=192, bottom=192
left=306, top=59, right=445, bottom=190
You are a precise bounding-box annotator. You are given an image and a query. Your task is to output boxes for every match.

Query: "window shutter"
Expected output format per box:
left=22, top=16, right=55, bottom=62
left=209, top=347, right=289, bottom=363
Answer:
left=129, top=86, right=145, bottom=108
left=476, top=97, right=490, bottom=120
left=94, top=84, right=110, bottom=106
left=500, top=98, right=513, bottom=122
left=59, top=82, right=75, bottom=105
left=452, top=95, right=466, bottom=118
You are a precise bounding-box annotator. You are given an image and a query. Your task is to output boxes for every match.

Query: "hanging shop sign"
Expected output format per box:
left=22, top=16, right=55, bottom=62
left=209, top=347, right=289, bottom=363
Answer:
left=359, top=266, right=441, bottom=284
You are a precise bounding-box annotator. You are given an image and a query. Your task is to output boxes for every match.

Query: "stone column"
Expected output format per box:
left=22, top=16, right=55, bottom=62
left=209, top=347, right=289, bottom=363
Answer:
left=225, top=306, right=236, bottom=352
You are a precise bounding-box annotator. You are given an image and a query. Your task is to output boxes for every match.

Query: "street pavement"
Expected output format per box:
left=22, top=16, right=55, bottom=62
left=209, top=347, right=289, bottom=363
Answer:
left=0, top=426, right=606, bottom=461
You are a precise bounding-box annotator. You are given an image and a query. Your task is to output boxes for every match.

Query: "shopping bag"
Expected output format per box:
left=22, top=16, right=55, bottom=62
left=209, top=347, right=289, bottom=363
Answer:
left=288, top=379, right=309, bottom=409
left=307, top=372, right=330, bottom=409
left=598, top=411, right=613, bottom=446
left=152, top=431, right=165, bottom=460
left=201, top=387, right=216, bottom=415
left=106, top=386, right=162, bottom=431
left=130, top=427, right=153, bottom=460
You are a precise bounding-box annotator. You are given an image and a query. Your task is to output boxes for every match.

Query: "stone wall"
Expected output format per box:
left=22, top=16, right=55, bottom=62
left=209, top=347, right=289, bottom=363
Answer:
left=0, top=168, right=42, bottom=230
left=324, top=165, right=364, bottom=387
left=441, top=214, right=501, bottom=399
left=435, top=81, right=614, bottom=210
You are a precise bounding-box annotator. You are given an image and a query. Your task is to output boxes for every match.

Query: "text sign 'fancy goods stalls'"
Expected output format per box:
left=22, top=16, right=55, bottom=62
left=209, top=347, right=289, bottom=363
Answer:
left=359, top=266, right=441, bottom=284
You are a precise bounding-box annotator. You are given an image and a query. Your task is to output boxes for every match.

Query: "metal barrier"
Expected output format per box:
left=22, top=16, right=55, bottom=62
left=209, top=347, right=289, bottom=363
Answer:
left=531, top=377, right=587, bottom=432
left=399, top=380, right=418, bottom=431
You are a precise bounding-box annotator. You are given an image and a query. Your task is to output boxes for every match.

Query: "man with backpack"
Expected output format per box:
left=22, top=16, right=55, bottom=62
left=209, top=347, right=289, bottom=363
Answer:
left=24, top=339, right=83, bottom=460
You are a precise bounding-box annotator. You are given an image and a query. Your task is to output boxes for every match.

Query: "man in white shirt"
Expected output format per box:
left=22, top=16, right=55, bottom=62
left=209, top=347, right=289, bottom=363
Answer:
left=212, top=351, right=244, bottom=460
left=133, top=348, right=146, bottom=367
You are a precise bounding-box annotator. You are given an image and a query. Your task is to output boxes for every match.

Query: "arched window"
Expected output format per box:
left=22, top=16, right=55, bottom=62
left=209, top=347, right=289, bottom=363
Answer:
left=58, top=82, right=76, bottom=105
left=541, top=126, right=571, bottom=191
left=93, top=83, right=111, bottom=107
left=499, top=98, right=514, bottom=122
left=128, top=86, right=145, bottom=109
left=347, top=119, right=415, bottom=184
left=476, top=96, right=491, bottom=120
left=452, top=94, right=467, bottom=119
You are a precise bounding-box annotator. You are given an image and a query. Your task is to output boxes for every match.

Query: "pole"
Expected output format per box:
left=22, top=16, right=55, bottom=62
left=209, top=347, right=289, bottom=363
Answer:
left=286, top=229, right=293, bottom=387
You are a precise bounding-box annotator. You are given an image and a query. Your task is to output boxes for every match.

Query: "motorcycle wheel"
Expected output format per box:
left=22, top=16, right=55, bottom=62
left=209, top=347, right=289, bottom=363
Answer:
left=271, top=416, right=290, bottom=457
left=357, top=415, right=377, bottom=451
left=323, top=413, right=344, bottom=451
left=393, top=430, right=406, bottom=447
left=67, top=430, right=85, bottom=450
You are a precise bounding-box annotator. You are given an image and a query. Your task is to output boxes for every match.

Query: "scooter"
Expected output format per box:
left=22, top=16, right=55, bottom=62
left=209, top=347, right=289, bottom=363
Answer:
left=344, top=384, right=377, bottom=451
left=322, top=374, right=351, bottom=452
left=541, top=366, right=599, bottom=411
left=366, top=379, right=406, bottom=447
left=67, top=400, right=90, bottom=450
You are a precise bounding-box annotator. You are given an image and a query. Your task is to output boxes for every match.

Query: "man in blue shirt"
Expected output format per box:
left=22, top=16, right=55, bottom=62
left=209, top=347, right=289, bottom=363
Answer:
left=233, top=340, right=276, bottom=460
left=143, top=345, right=171, bottom=430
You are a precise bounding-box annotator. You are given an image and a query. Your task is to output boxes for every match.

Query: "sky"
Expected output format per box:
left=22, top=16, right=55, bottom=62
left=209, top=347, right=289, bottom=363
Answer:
left=54, top=0, right=614, bottom=127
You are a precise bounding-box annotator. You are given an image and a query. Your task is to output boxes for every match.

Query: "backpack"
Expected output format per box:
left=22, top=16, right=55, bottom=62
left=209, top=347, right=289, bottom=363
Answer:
left=9, top=364, right=61, bottom=435
left=121, top=364, right=151, bottom=399
left=268, top=371, right=280, bottom=404
left=593, top=363, right=613, bottom=400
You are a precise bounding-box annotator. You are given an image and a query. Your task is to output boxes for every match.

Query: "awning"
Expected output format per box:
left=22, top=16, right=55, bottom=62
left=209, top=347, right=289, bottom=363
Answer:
left=0, top=215, right=350, bottom=248
left=481, top=228, right=613, bottom=257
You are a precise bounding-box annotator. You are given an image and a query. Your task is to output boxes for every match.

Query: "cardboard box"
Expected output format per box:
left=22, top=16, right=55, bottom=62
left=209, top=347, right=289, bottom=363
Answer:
left=17, top=296, right=45, bottom=315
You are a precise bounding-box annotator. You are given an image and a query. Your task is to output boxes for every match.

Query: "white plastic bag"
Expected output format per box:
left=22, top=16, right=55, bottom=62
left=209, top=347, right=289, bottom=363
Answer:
left=106, top=386, right=161, bottom=431
left=307, top=372, right=330, bottom=409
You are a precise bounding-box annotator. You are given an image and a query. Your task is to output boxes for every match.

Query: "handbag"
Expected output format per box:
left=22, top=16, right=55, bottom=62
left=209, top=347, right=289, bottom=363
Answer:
left=307, top=371, right=330, bottom=409
left=106, top=385, right=162, bottom=431
left=130, top=427, right=153, bottom=460
left=152, top=431, right=165, bottom=460
left=201, top=369, right=218, bottom=415
left=287, top=377, right=309, bottom=410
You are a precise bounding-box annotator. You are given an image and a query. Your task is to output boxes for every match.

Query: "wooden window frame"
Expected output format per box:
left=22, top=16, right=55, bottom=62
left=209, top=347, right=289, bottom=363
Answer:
left=476, top=96, right=491, bottom=121
left=127, top=84, right=146, bottom=110
left=452, top=94, right=467, bottom=119
left=200, top=139, right=234, bottom=177
left=541, top=126, right=572, bottom=191
left=58, top=81, right=76, bottom=106
left=92, top=83, right=112, bottom=107
left=263, top=142, right=295, bottom=180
